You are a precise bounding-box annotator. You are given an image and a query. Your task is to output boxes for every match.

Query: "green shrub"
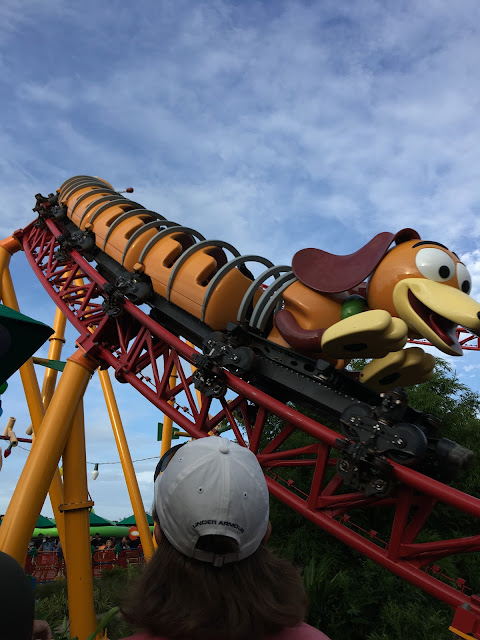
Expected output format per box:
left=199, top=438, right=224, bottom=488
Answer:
left=34, top=565, right=142, bottom=640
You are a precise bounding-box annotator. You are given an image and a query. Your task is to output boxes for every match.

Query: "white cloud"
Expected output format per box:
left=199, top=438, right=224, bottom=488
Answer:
left=460, top=249, right=480, bottom=301
left=2, top=0, right=480, bottom=518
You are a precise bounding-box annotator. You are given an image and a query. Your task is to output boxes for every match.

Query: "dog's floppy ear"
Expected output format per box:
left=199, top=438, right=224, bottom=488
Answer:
left=292, top=228, right=420, bottom=294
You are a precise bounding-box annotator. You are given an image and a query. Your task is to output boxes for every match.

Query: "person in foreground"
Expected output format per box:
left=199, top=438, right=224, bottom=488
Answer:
left=121, top=436, right=330, bottom=640
left=0, top=550, right=52, bottom=640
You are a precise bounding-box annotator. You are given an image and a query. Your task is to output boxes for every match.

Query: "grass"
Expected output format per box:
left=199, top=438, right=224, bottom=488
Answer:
left=34, top=566, right=142, bottom=640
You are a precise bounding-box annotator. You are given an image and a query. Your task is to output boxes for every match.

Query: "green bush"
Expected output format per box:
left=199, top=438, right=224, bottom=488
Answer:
left=265, top=359, right=480, bottom=638
left=34, top=566, right=141, bottom=640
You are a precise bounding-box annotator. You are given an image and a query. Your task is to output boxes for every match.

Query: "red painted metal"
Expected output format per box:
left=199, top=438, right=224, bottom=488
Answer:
left=409, top=328, right=480, bottom=351
left=15, top=217, right=480, bottom=637
left=25, top=550, right=145, bottom=583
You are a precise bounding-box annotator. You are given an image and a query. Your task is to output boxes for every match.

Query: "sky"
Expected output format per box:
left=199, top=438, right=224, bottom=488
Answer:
left=1, top=0, right=480, bottom=521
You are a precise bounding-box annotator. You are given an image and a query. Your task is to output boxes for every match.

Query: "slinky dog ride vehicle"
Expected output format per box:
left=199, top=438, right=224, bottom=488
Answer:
left=10, top=176, right=480, bottom=639
left=45, top=175, right=480, bottom=394
left=27, top=176, right=479, bottom=490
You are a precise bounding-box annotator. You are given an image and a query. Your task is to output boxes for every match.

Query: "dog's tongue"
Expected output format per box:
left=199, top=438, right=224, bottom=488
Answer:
left=429, top=312, right=454, bottom=346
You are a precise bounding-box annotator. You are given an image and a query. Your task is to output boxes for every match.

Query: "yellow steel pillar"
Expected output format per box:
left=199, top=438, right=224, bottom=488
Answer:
left=0, top=348, right=97, bottom=563
left=61, top=399, right=98, bottom=640
left=0, top=236, right=22, bottom=300
left=153, top=366, right=179, bottom=551
left=160, top=366, right=178, bottom=458
left=187, top=341, right=203, bottom=413
left=26, top=308, right=67, bottom=435
left=0, top=241, right=19, bottom=542
left=99, top=369, right=155, bottom=561
left=41, top=308, right=67, bottom=408
left=0, top=268, right=67, bottom=548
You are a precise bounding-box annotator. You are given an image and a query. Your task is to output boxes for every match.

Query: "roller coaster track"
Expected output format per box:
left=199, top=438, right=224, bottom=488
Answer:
left=409, top=329, right=480, bottom=351
left=14, top=213, right=480, bottom=639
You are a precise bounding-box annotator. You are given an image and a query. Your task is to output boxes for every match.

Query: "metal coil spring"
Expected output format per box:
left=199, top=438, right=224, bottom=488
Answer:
left=58, top=176, right=296, bottom=333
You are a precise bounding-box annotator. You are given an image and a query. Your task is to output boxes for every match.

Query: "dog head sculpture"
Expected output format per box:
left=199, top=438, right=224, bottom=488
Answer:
left=292, top=229, right=480, bottom=356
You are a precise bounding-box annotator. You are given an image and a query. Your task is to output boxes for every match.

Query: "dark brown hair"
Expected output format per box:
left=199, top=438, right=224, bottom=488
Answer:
left=122, top=533, right=308, bottom=640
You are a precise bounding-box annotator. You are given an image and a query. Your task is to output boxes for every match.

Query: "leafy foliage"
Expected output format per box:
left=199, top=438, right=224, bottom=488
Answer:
left=34, top=566, right=140, bottom=640
left=266, top=358, right=480, bottom=638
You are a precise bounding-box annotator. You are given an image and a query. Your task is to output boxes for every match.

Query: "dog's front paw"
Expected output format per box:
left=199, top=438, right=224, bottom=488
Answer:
left=321, top=310, right=408, bottom=359
left=359, top=347, right=435, bottom=391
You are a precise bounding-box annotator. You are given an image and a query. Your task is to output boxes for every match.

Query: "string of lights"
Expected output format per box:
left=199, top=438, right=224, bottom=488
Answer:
left=10, top=397, right=196, bottom=478
left=16, top=445, right=158, bottom=465
left=15, top=445, right=159, bottom=481
left=86, top=457, right=158, bottom=465
left=5, top=396, right=194, bottom=465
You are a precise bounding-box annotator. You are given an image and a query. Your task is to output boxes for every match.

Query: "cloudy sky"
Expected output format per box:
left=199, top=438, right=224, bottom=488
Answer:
left=1, top=0, right=480, bottom=520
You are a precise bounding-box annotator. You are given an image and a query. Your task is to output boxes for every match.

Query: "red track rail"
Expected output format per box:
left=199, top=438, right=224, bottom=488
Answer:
left=16, top=217, right=480, bottom=638
left=409, top=330, right=480, bottom=351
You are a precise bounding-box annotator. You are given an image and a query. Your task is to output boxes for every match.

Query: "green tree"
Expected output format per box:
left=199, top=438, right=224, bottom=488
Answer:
left=265, top=358, right=480, bottom=639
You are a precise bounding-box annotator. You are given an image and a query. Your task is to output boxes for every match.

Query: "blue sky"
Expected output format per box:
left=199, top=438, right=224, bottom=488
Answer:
left=1, top=0, right=480, bottom=519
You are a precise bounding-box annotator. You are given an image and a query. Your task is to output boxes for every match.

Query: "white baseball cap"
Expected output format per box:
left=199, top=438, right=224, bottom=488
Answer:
left=154, top=437, right=270, bottom=566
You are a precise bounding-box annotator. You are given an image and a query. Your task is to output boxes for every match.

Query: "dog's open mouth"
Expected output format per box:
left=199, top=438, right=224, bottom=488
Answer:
left=407, top=290, right=457, bottom=347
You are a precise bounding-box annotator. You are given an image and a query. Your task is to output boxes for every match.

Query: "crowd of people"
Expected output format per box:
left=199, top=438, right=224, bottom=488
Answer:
left=28, top=532, right=141, bottom=560
left=90, top=533, right=142, bottom=554
left=90, top=533, right=141, bottom=555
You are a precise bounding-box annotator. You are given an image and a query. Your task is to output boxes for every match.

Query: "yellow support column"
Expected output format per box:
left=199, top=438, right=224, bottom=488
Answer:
left=0, top=236, right=22, bottom=300
left=0, top=244, right=17, bottom=543
left=154, top=367, right=179, bottom=551
left=26, top=308, right=67, bottom=434
left=160, top=366, right=178, bottom=458
left=0, top=267, right=67, bottom=549
left=99, top=369, right=155, bottom=561
left=41, top=308, right=67, bottom=408
left=61, top=399, right=98, bottom=640
left=187, top=341, right=204, bottom=414
left=0, top=348, right=97, bottom=563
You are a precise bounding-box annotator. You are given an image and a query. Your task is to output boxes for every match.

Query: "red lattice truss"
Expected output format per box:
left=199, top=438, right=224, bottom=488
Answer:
left=409, top=332, right=480, bottom=351
left=16, top=217, right=480, bottom=638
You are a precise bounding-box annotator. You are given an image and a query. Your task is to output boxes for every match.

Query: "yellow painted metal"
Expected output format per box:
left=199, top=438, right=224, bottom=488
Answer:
left=0, top=348, right=97, bottom=563
left=160, top=366, right=178, bottom=458
left=62, top=399, right=99, bottom=640
left=187, top=341, right=222, bottom=436
left=156, top=366, right=179, bottom=551
left=40, top=308, right=68, bottom=553
left=0, top=248, right=12, bottom=301
left=41, top=308, right=67, bottom=408
left=449, top=627, right=476, bottom=639
left=0, top=250, right=22, bottom=544
left=187, top=341, right=204, bottom=413
left=0, top=237, right=21, bottom=300
left=99, top=368, right=155, bottom=561
left=0, top=268, right=66, bottom=548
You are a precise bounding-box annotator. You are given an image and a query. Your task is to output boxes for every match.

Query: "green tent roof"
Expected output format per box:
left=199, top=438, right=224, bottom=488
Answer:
left=0, top=304, right=54, bottom=385
left=36, top=514, right=55, bottom=528
left=117, top=513, right=154, bottom=526
left=89, top=512, right=114, bottom=526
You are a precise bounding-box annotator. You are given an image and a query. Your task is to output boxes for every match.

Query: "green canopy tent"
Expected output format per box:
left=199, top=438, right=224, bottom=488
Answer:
left=32, top=511, right=153, bottom=538
left=89, top=512, right=114, bottom=527
left=0, top=304, right=54, bottom=385
left=117, top=513, right=154, bottom=526
left=35, top=514, right=55, bottom=529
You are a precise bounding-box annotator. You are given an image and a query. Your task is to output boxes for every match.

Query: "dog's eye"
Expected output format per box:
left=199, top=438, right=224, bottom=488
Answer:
left=415, top=248, right=456, bottom=282
left=456, top=263, right=472, bottom=294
